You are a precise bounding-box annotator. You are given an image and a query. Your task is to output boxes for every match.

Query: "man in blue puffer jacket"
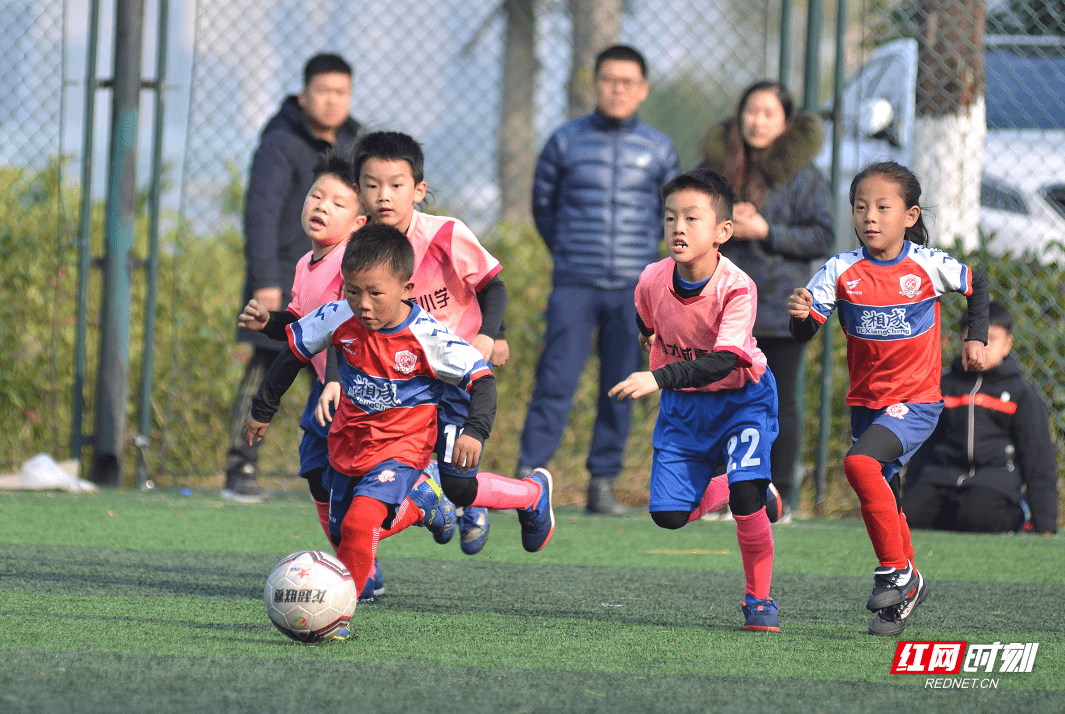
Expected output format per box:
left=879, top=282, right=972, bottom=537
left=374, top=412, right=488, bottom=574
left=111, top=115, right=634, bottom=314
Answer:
left=517, top=45, right=679, bottom=514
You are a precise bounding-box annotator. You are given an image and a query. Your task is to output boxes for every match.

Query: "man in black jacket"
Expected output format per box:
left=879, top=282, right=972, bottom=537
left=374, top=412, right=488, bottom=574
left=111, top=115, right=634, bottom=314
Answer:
left=903, top=302, right=1058, bottom=534
left=223, top=53, right=361, bottom=502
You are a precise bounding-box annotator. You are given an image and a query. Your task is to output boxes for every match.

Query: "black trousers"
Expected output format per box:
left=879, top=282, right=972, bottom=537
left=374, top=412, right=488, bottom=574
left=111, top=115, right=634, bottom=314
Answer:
left=901, top=482, right=1022, bottom=533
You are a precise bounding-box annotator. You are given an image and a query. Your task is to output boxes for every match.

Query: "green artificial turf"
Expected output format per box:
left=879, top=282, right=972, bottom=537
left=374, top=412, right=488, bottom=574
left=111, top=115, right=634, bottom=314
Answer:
left=1, top=490, right=1062, bottom=713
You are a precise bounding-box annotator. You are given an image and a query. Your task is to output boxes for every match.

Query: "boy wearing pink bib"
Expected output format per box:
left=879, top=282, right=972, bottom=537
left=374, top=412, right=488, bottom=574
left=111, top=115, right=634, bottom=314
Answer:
left=609, top=168, right=781, bottom=631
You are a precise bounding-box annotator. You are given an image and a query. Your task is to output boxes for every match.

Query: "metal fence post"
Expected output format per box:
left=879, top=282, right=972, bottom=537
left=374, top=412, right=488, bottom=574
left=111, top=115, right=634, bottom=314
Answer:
left=89, top=0, right=145, bottom=485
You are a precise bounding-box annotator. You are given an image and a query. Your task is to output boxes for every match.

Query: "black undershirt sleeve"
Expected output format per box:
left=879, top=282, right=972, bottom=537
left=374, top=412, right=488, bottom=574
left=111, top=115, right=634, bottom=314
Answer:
left=636, top=313, right=654, bottom=337
left=963, top=269, right=990, bottom=345
left=260, top=310, right=297, bottom=341
left=789, top=314, right=821, bottom=343
left=474, top=276, right=507, bottom=340
left=652, top=352, right=739, bottom=390
left=250, top=349, right=306, bottom=422
left=462, top=374, right=497, bottom=444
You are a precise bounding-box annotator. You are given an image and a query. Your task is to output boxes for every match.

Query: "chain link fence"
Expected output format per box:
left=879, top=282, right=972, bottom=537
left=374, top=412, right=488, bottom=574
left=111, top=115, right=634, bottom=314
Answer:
left=1, top=0, right=1062, bottom=520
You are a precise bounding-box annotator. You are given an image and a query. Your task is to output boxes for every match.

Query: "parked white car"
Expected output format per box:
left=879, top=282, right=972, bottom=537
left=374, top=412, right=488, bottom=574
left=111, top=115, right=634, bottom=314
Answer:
left=818, top=35, right=1065, bottom=263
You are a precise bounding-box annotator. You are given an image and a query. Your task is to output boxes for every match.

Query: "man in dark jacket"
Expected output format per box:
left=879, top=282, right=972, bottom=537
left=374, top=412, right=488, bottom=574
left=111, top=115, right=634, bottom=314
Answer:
left=903, top=302, right=1058, bottom=534
left=516, top=45, right=679, bottom=514
left=223, top=53, right=361, bottom=502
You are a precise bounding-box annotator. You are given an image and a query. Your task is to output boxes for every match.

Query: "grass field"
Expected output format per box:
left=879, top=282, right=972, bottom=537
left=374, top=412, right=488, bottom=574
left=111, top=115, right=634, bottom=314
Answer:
left=1, top=489, right=1062, bottom=714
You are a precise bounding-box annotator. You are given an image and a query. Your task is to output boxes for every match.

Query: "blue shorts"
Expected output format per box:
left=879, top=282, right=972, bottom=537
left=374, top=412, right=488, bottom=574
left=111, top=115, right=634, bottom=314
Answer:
left=850, top=401, right=944, bottom=480
left=325, top=460, right=422, bottom=543
left=298, top=380, right=330, bottom=479
left=648, top=370, right=779, bottom=513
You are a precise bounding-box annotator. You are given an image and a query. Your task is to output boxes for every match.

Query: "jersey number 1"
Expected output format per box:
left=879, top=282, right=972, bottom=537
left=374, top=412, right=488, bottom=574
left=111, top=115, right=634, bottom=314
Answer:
left=442, top=423, right=463, bottom=463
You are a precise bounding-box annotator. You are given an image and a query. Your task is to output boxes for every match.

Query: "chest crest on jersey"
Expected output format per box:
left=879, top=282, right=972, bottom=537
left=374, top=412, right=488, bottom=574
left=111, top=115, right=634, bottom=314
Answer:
left=898, top=273, right=922, bottom=298
left=394, top=350, right=418, bottom=374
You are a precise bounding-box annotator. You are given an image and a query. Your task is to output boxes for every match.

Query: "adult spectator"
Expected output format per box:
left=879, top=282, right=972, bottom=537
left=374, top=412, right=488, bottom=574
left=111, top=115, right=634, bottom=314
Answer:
left=223, top=53, right=361, bottom=502
left=516, top=45, right=679, bottom=514
left=698, top=81, right=834, bottom=520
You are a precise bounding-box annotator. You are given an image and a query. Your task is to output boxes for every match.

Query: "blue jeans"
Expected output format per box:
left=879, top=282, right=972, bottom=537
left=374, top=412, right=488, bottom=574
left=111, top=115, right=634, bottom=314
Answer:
left=518, top=285, right=641, bottom=478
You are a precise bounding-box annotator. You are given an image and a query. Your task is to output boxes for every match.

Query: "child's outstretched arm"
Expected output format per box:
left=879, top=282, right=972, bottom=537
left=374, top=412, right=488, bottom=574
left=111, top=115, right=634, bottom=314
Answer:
left=960, top=270, right=990, bottom=372
left=452, top=374, right=497, bottom=472
left=788, top=287, right=821, bottom=343
left=238, top=299, right=297, bottom=341
left=245, top=349, right=306, bottom=444
left=608, top=371, right=660, bottom=401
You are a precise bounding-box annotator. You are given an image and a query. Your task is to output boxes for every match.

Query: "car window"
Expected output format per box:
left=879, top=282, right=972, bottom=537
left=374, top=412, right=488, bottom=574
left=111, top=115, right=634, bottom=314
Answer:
left=985, top=47, right=1065, bottom=130
left=981, top=177, right=1028, bottom=215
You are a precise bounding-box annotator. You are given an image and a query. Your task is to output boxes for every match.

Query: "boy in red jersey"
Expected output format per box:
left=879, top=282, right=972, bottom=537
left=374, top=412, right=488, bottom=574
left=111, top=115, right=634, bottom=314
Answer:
left=318, top=131, right=554, bottom=555
left=245, top=225, right=500, bottom=621
left=609, top=168, right=781, bottom=632
left=239, top=151, right=452, bottom=602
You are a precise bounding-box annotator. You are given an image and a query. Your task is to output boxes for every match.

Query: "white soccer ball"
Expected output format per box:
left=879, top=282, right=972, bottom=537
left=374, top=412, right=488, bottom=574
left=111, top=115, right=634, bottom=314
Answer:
left=263, top=550, right=357, bottom=643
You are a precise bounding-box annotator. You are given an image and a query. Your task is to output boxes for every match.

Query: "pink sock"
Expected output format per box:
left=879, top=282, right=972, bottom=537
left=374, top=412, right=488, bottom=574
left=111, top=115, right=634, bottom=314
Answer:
left=471, top=471, right=540, bottom=510
left=687, top=474, right=730, bottom=523
left=734, top=509, right=774, bottom=599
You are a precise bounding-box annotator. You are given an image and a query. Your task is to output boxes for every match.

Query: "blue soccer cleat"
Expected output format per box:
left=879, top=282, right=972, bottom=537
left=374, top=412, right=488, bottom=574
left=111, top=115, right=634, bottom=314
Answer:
left=358, top=559, right=385, bottom=603
left=409, top=476, right=456, bottom=544
left=332, top=626, right=351, bottom=641
left=517, top=468, right=555, bottom=553
left=741, top=594, right=780, bottom=632
left=457, top=506, right=490, bottom=555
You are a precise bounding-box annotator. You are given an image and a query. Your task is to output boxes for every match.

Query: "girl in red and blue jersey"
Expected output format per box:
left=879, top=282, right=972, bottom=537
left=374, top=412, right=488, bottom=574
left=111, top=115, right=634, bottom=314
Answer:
left=789, top=161, right=990, bottom=636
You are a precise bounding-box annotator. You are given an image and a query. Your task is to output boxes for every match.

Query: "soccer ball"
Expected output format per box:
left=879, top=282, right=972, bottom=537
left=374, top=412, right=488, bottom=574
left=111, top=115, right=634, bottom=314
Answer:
left=263, top=550, right=357, bottom=643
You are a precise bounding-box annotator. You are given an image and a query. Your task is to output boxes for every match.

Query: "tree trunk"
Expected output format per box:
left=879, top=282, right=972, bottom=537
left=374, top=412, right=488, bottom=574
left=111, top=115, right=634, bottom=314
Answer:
left=913, top=0, right=985, bottom=250
left=566, top=0, right=622, bottom=119
left=499, top=0, right=537, bottom=224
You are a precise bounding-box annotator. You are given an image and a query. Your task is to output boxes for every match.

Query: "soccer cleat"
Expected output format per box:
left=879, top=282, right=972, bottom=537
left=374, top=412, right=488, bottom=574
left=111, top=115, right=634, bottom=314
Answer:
left=409, top=476, right=456, bottom=544
left=457, top=506, right=490, bottom=555
left=869, top=569, right=929, bottom=636
left=867, top=562, right=917, bottom=611
left=765, top=482, right=782, bottom=524
left=517, top=468, right=555, bottom=552
left=741, top=594, right=780, bottom=632
left=358, top=560, right=385, bottom=603
left=332, top=626, right=351, bottom=641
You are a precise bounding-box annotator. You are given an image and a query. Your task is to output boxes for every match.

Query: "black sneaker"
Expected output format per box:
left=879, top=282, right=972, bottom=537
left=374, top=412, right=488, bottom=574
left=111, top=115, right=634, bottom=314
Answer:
left=869, top=570, right=929, bottom=636
left=221, top=463, right=267, bottom=503
left=867, top=562, right=916, bottom=611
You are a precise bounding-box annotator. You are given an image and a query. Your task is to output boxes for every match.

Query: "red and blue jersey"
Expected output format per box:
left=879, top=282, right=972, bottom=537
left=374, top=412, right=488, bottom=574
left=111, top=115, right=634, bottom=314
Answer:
left=286, top=300, right=491, bottom=477
left=804, top=241, right=974, bottom=409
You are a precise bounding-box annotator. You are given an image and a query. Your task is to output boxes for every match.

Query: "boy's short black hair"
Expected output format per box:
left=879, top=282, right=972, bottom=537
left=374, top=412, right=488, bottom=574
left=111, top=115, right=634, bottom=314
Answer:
left=659, top=168, right=736, bottom=221
left=311, top=148, right=357, bottom=188
left=960, top=300, right=1013, bottom=334
left=594, top=45, right=647, bottom=78
left=303, top=53, right=352, bottom=86
left=351, top=131, right=425, bottom=185
left=342, top=224, right=414, bottom=281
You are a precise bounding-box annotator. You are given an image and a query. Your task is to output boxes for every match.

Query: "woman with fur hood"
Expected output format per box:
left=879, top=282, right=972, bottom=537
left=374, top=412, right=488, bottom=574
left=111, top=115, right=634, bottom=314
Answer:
left=699, top=81, right=834, bottom=517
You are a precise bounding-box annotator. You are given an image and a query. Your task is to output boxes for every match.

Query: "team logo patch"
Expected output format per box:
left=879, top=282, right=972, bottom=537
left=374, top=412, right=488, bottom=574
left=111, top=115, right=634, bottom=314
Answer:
left=377, top=469, right=396, bottom=484
left=886, top=403, right=910, bottom=419
left=899, top=273, right=922, bottom=298
left=393, top=350, right=418, bottom=374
